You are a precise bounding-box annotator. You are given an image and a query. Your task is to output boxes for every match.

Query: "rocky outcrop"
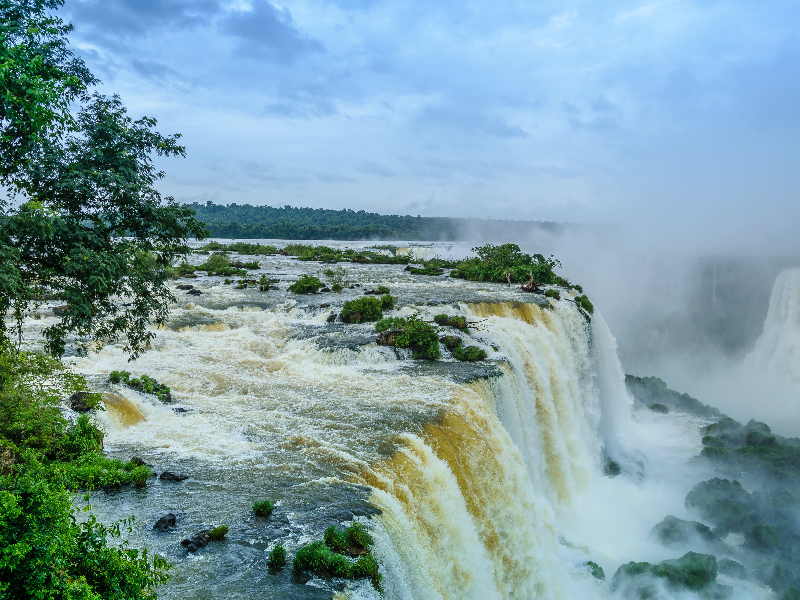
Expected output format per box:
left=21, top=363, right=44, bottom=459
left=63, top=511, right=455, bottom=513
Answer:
left=153, top=513, right=177, bottom=532
left=160, top=471, right=189, bottom=482
left=181, top=530, right=211, bottom=552
left=377, top=329, right=403, bottom=346
left=68, top=392, right=95, bottom=412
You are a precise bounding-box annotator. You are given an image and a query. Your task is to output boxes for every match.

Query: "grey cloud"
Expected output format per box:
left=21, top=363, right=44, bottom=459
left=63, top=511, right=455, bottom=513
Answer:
left=219, top=1, right=324, bottom=64
left=357, top=161, right=396, bottom=178
left=130, top=59, right=184, bottom=81
left=416, top=107, right=529, bottom=139
left=66, top=0, right=219, bottom=40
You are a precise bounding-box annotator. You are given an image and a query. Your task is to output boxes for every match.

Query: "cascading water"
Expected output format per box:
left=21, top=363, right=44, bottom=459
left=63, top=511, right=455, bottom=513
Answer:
left=22, top=245, right=757, bottom=600
left=745, top=267, right=800, bottom=386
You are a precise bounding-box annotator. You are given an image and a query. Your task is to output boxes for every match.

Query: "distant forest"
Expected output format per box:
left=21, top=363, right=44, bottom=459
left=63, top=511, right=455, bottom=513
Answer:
left=190, top=202, right=569, bottom=240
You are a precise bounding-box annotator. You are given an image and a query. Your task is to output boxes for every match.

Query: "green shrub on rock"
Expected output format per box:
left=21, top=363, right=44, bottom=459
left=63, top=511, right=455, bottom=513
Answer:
left=585, top=561, right=605, bottom=580
left=293, top=540, right=352, bottom=578
left=253, top=499, right=274, bottom=517
left=379, top=293, right=396, bottom=310
left=288, top=275, right=324, bottom=294
left=450, top=244, right=561, bottom=284
left=209, top=525, right=229, bottom=540
left=395, top=315, right=440, bottom=360
left=376, top=286, right=390, bottom=294
left=612, top=552, right=718, bottom=593
left=684, top=478, right=756, bottom=535
left=575, top=294, right=594, bottom=314
left=341, top=297, right=383, bottom=323
left=197, top=253, right=247, bottom=277
left=267, top=544, right=286, bottom=569
left=375, top=317, right=407, bottom=333
left=433, top=314, right=468, bottom=332
left=453, top=345, right=487, bottom=362
left=344, top=522, right=373, bottom=550
left=745, top=524, right=780, bottom=550
left=544, top=288, right=560, bottom=300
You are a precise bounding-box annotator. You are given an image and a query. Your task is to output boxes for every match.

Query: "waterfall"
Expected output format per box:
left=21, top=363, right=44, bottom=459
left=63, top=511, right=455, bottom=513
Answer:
left=351, top=299, right=635, bottom=599
left=745, top=267, right=800, bottom=385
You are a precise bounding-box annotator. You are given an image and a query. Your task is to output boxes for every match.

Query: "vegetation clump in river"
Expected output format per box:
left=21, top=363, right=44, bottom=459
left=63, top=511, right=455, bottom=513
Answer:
left=433, top=314, right=468, bottom=332
left=267, top=544, right=286, bottom=569
left=293, top=522, right=382, bottom=590
left=288, top=275, right=324, bottom=294
left=109, top=370, right=172, bottom=403
left=253, top=499, right=274, bottom=517
left=208, top=525, right=229, bottom=541
left=341, top=297, right=384, bottom=323
left=612, top=552, right=721, bottom=596
left=450, top=244, right=561, bottom=285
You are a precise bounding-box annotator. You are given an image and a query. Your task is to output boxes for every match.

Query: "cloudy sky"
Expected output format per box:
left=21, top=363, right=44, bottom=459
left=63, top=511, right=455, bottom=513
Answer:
left=63, top=0, right=799, bottom=246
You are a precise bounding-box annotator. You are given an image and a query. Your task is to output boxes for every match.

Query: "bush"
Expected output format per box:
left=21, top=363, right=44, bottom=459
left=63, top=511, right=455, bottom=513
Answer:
left=685, top=478, right=757, bottom=535
left=395, top=315, right=440, bottom=360
left=324, top=525, right=348, bottom=553
left=375, top=317, right=407, bottom=333
left=288, top=275, right=324, bottom=294
left=344, top=522, right=373, bottom=549
left=341, top=297, right=383, bottom=323
left=109, top=371, right=171, bottom=403
left=450, top=244, right=560, bottom=285
left=209, top=525, right=229, bottom=541
left=241, top=261, right=260, bottom=269
left=544, top=288, right=560, bottom=300
left=293, top=540, right=352, bottom=578
left=453, top=345, right=487, bottom=362
left=376, top=286, right=390, bottom=294
left=253, top=499, right=274, bottom=518
left=267, top=544, right=286, bottom=569
left=440, top=335, right=462, bottom=350
left=433, top=314, right=468, bottom=332
left=575, top=294, right=594, bottom=314
left=379, top=293, right=396, bottom=309
left=197, top=253, right=247, bottom=277
left=612, top=553, right=717, bottom=593
left=0, top=462, right=171, bottom=599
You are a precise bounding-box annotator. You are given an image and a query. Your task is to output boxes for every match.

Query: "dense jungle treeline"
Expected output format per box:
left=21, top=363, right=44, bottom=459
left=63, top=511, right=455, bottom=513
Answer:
left=189, top=202, right=569, bottom=241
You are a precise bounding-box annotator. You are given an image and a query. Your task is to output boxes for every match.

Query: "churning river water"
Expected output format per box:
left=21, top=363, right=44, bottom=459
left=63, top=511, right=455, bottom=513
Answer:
left=22, top=241, right=782, bottom=600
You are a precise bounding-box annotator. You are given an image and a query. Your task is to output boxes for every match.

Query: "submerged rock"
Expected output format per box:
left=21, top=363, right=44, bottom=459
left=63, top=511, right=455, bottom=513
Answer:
left=187, top=289, right=203, bottom=296
left=181, top=530, right=211, bottom=552
left=153, top=513, right=177, bottom=532
left=160, top=471, right=189, bottom=482
left=176, top=284, right=194, bottom=290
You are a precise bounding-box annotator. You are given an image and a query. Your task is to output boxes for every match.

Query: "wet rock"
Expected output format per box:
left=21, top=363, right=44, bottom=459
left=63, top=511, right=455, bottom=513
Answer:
left=187, top=289, right=203, bottom=296
left=176, top=284, right=194, bottom=290
left=160, top=471, right=189, bottom=482
left=153, top=513, right=177, bottom=532
left=130, top=457, right=151, bottom=467
left=319, top=303, right=330, bottom=309
left=319, top=287, right=331, bottom=292
left=172, top=407, right=189, bottom=413
left=377, top=329, right=403, bottom=347
left=68, top=392, right=94, bottom=412
left=181, top=530, right=211, bottom=552
left=326, top=313, right=338, bottom=323
left=53, top=305, right=68, bottom=316
left=233, top=261, right=245, bottom=268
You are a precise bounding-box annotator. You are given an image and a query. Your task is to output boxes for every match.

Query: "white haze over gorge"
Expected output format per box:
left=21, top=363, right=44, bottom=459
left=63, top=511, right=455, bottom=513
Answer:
left=62, top=0, right=800, bottom=247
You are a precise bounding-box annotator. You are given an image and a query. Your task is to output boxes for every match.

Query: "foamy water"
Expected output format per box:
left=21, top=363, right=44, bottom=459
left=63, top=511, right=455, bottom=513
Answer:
left=17, top=248, right=775, bottom=599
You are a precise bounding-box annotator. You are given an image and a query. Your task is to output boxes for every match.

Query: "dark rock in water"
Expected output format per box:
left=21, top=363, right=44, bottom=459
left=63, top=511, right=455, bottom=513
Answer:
left=326, top=313, right=338, bottom=323
left=153, top=513, right=177, bottom=532
left=603, top=457, right=621, bottom=477
left=68, top=392, right=94, bottom=412
left=53, top=305, right=69, bottom=316
left=377, top=329, right=403, bottom=347
left=650, top=515, right=718, bottom=546
left=625, top=375, right=721, bottom=417
left=319, top=303, right=330, bottom=309
left=403, top=265, right=412, bottom=271
left=181, top=530, right=211, bottom=552
left=718, top=558, right=746, bottom=579
left=176, top=284, right=194, bottom=290
left=130, top=457, right=151, bottom=467
left=320, top=287, right=331, bottom=292
left=160, top=471, right=189, bottom=482
left=187, top=289, right=203, bottom=296
left=172, top=407, right=189, bottom=413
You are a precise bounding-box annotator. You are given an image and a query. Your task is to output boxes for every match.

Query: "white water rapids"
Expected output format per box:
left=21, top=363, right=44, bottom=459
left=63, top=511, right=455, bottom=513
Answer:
left=19, top=247, right=774, bottom=600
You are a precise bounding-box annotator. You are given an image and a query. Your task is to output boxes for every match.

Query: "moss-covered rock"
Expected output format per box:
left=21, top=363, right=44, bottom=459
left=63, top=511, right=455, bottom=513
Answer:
left=585, top=560, right=605, bottom=580
left=684, top=478, right=757, bottom=535
left=612, top=552, right=718, bottom=594
left=717, top=558, right=746, bottom=579
left=650, top=515, right=718, bottom=547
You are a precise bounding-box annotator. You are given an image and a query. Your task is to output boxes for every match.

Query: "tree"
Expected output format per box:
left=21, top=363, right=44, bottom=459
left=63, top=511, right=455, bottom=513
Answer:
left=0, top=0, right=206, bottom=357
